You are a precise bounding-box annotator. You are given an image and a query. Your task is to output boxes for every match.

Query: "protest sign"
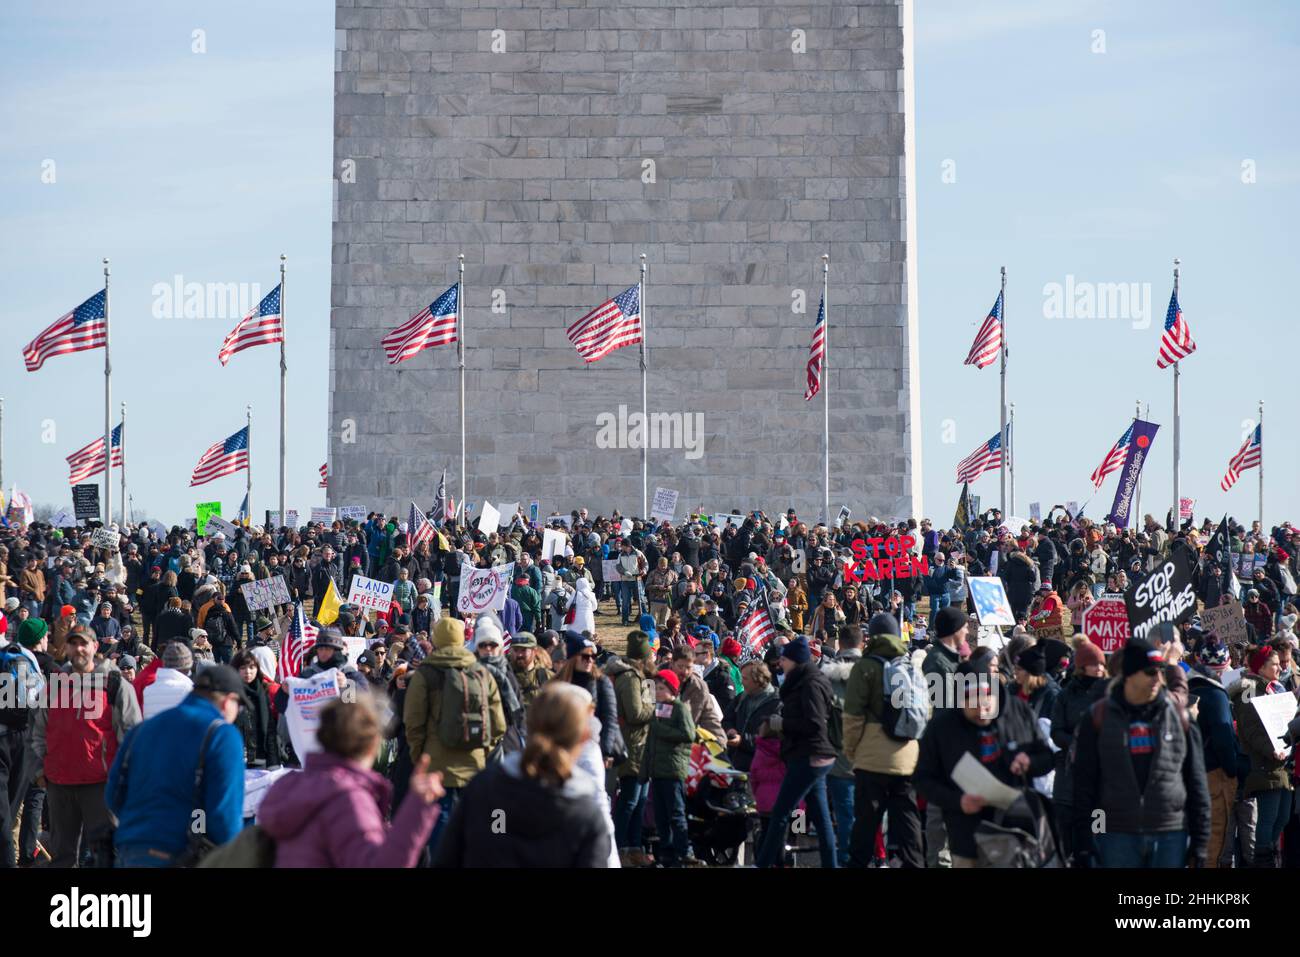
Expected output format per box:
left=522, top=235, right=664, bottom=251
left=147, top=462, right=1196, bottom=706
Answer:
left=1201, top=598, right=1249, bottom=644
left=1179, top=497, right=1195, bottom=522
left=837, top=505, right=851, bottom=527
left=529, top=500, right=540, bottom=525
left=147, top=520, right=169, bottom=540
left=1124, top=552, right=1197, bottom=641
left=651, top=487, right=679, bottom=523
left=240, top=576, right=291, bottom=612
left=602, top=559, right=621, bottom=582
left=970, top=577, right=1016, bottom=626
left=342, top=635, right=367, bottom=667
left=969, top=495, right=981, bottom=517
left=347, top=574, right=395, bottom=613
left=1066, top=501, right=1079, bottom=516
left=73, top=484, right=101, bottom=521
left=195, top=502, right=222, bottom=536
left=310, top=506, right=338, bottom=525
left=1080, top=595, right=1130, bottom=653
left=542, top=528, right=566, bottom=561
left=1029, top=502, right=1041, bottom=523
left=477, top=502, right=501, bottom=534
left=717, top=513, right=745, bottom=528
left=339, top=505, right=367, bottom=522
left=497, top=502, right=519, bottom=528
left=244, top=767, right=294, bottom=820
left=285, top=509, right=299, bottom=528
left=206, top=515, right=239, bottom=538
left=1251, top=693, right=1299, bottom=751
left=90, top=528, right=118, bottom=550
left=842, top=535, right=928, bottom=583
left=458, top=563, right=515, bottom=614
left=50, top=507, right=76, bottom=528
left=284, top=669, right=343, bottom=759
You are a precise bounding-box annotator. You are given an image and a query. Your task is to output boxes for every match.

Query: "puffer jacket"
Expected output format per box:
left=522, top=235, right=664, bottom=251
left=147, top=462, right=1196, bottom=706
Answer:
left=402, top=645, right=507, bottom=788
left=819, top=649, right=861, bottom=778
left=1048, top=672, right=1104, bottom=807
left=638, top=696, right=695, bottom=781
left=841, top=632, right=918, bottom=776
left=31, top=659, right=143, bottom=786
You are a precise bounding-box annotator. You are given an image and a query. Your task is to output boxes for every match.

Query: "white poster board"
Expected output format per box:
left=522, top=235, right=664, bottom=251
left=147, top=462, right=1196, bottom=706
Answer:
left=477, top=502, right=501, bottom=534
left=651, top=487, right=679, bottom=522
left=601, top=559, right=621, bottom=582
left=718, top=513, right=745, bottom=528
left=970, top=576, right=1016, bottom=626
left=147, top=520, right=169, bottom=540
left=457, top=562, right=515, bottom=614
left=339, top=505, right=367, bottom=522
left=50, top=508, right=76, bottom=528
left=497, top=502, right=520, bottom=528
left=284, top=669, right=343, bottom=760
left=1251, top=692, right=1298, bottom=751
left=91, top=528, right=118, bottom=550
left=205, top=515, right=239, bottom=538
left=240, top=576, right=292, bottom=611
left=311, top=506, right=338, bottom=525
left=285, top=510, right=299, bottom=528
left=346, top=574, right=395, bottom=612
left=1029, top=502, right=1041, bottom=523
left=542, top=528, right=566, bottom=561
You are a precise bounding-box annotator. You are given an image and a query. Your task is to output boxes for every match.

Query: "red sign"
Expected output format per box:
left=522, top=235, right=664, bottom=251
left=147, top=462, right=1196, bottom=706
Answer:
left=843, top=535, right=930, bottom=583
left=1080, top=596, right=1130, bottom=654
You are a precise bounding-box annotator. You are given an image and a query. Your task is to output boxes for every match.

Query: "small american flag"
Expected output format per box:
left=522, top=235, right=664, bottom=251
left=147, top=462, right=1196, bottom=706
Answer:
left=956, top=430, right=1004, bottom=485
left=1090, top=422, right=1134, bottom=489
left=1220, top=425, right=1261, bottom=491
left=190, top=427, right=250, bottom=487
left=963, top=292, right=1004, bottom=370
left=279, top=602, right=318, bottom=680
left=384, top=284, right=458, bottom=364
left=218, top=284, right=282, bottom=366
left=1156, top=289, right=1196, bottom=369
left=567, top=284, right=641, bottom=363
left=23, top=289, right=107, bottom=372
left=804, top=295, right=826, bottom=400
left=318, top=463, right=328, bottom=488
left=66, top=424, right=122, bottom=485
left=408, top=500, right=435, bottom=549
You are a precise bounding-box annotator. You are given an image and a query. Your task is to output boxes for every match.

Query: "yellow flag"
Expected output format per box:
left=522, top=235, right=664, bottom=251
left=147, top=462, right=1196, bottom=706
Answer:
left=317, top=578, right=343, bottom=625
left=437, top=531, right=450, bottom=552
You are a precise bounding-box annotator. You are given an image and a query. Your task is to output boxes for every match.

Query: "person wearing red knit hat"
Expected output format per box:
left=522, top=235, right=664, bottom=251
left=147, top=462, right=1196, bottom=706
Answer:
left=639, top=669, right=696, bottom=867
left=1230, top=644, right=1295, bottom=867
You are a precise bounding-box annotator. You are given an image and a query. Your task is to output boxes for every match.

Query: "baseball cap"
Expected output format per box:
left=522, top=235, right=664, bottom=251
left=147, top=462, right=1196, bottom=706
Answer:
left=192, top=665, right=252, bottom=706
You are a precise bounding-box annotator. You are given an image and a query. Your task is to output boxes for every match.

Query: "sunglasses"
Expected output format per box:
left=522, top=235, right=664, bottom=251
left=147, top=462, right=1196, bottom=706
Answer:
left=1141, top=667, right=1162, bottom=678
left=579, top=652, right=597, bottom=661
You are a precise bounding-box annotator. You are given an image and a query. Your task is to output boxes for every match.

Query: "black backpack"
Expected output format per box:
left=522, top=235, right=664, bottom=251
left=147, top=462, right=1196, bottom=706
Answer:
left=205, top=609, right=232, bottom=647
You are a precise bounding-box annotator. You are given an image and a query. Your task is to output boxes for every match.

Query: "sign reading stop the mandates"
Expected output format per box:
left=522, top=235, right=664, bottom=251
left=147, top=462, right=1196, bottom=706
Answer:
left=1080, top=595, right=1130, bottom=653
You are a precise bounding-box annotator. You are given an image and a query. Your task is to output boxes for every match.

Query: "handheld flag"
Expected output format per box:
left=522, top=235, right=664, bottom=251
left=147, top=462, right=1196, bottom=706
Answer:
left=431, top=470, right=448, bottom=524
left=954, top=482, right=970, bottom=531
left=279, top=603, right=318, bottom=680
left=316, top=579, right=343, bottom=626
left=408, top=500, right=435, bottom=550
left=318, top=463, right=328, bottom=489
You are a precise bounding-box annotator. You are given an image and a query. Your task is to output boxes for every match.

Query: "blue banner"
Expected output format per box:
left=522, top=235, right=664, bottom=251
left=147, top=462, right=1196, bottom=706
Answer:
left=1107, top=419, right=1159, bottom=528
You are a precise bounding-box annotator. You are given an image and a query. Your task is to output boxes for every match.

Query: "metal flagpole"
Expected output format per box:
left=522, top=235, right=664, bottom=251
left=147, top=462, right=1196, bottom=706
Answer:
left=640, top=253, right=649, bottom=519
left=0, top=397, right=5, bottom=492
left=822, top=254, right=830, bottom=527
left=1172, top=258, right=1180, bottom=531
left=247, top=404, right=253, bottom=523
left=1258, top=399, right=1264, bottom=530
left=458, top=253, right=466, bottom=513
left=1008, top=402, right=1015, bottom=515
left=103, top=258, right=112, bottom=526
left=120, top=402, right=127, bottom=526
left=999, top=266, right=1007, bottom=516
left=1133, top=399, right=1143, bottom=524
left=279, top=254, right=287, bottom=526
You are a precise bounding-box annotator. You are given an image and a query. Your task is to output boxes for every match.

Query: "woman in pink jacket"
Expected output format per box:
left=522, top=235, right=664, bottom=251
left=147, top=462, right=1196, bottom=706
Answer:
left=259, top=697, right=444, bottom=867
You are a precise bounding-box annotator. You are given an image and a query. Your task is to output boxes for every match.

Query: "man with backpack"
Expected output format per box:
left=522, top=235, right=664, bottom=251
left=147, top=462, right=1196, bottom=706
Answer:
left=403, top=616, right=506, bottom=859
left=196, top=585, right=239, bottom=665
left=0, top=617, right=48, bottom=868
left=841, top=611, right=927, bottom=868
left=1072, top=636, right=1211, bottom=868
left=106, top=665, right=247, bottom=867
left=31, top=626, right=142, bottom=867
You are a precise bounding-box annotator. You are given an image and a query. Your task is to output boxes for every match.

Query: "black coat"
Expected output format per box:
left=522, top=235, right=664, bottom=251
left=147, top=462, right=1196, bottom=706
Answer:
left=432, top=761, right=611, bottom=868
left=775, top=661, right=835, bottom=762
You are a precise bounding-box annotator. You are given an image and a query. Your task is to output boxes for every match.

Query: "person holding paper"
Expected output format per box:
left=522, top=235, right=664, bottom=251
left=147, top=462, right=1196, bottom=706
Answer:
left=914, top=658, right=1054, bottom=867
left=1228, top=645, right=1295, bottom=868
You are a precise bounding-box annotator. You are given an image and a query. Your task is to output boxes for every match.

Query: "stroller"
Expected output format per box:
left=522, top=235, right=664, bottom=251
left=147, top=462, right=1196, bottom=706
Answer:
left=684, top=729, right=756, bottom=866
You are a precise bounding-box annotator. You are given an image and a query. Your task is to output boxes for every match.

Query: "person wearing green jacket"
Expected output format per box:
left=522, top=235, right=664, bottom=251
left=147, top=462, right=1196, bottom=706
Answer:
left=606, top=630, right=656, bottom=866
left=510, top=575, right=542, bottom=633
left=641, top=668, right=697, bottom=867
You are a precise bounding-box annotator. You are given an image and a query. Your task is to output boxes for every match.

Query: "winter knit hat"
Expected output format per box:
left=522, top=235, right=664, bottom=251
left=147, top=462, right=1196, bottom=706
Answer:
left=625, top=629, right=653, bottom=661
left=934, top=606, right=967, bottom=640
left=1248, top=646, right=1277, bottom=675
left=867, top=611, right=900, bottom=637
left=1073, top=640, right=1106, bottom=673
left=16, top=617, right=48, bottom=648
left=163, top=641, right=194, bottom=671
left=782, top=636, right=812, bottom=665
left=473, top=614, right=504, bottom=648
left=564, top=629, right=595, bottom=659
left=1122, top=637, right=1165, bottom=678
left=1016, top=646, right=1046, bottom=677
left=720, top=637, right=743, bottom=661
left=1197, top=640, right=1229, bottom=667
left=655, top=669, right=680, bottom=693
left=432, top=616, right=465, bottom=649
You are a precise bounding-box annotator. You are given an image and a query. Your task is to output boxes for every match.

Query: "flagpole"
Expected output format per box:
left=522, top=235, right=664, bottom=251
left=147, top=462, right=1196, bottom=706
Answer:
left=120, top=401, right=126, bottom=527
left=1257, top=399, right=1264, bottom=530
left=247, top=404, right=253, bottom=525
left=999, top=266, right=1007, bottom=516
left=822, top=254, right=830, bottom=527
left=279, top=254, right=287, bottom=526
left=458, top=253, right=466, bottom=515
left=1008, top=402, right=1015, bottom=515
left=1172, top=258, right=1180, bottom=532
left=640, top=252, right=649, bottom=519
left=0, top=397, right=5, bottom=493
left=1132, top=399, right=1143, bottom=524
left=103, top=257, right=112, bottom=527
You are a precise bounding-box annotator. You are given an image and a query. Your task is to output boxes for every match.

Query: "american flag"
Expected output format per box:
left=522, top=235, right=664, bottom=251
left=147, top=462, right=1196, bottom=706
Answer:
left=23, top=289, right=107, bottom=372
left=217, top=284, right=282, bottom=366
left=956, top=430, right=1004, bottom=484
left=1156, top=289, right=1196, bottom=369
left=1090, top=422, right=1134, bottom=489
left=738, top=602, right=775, bottom=655
left=963, top=291, right=1004, bottom=369
left=567, top=284, right=641, bottom=363
left=318, top=463, right=328, bottom=488
left=278, top=602, right=318, bottom=680
left=408, top=500, right=435, bottom=549
left=189, top=427, right=250, bottom=487
left=1220, top=425, right=1262, bottom=491
left=383, top=284, right=458, bottom=365
left=804, top=294, right=826, bottom=400
left=66, top=424, right=122, bottom=484
left=431, top=470, right=448, bottom=524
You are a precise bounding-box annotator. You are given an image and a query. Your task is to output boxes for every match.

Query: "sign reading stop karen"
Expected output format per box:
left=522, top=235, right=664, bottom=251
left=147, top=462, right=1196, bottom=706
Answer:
left=1080, top=595, right=1130, bottom=654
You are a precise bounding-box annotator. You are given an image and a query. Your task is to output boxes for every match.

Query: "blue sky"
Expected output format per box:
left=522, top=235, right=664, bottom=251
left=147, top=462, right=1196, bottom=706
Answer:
left=2, top=1, right=1296, bottom=527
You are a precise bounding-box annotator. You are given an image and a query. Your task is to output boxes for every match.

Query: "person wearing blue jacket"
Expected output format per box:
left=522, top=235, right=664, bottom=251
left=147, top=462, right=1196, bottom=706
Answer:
left=923, top=553, right=959, bottom=631
left=106, top=665, right=248, bottom=867
left=1187, top=640, right=1248, bottom=867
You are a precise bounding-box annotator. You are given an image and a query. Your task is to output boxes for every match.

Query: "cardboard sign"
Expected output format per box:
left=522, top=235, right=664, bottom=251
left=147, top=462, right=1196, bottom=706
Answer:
left=310, top=506, right=338, bottom=525
left=970, top=576, right=1016, bottom=626
left=1080, top=596, right=1130, bottom=653
left=1201, top=598, right=1249, bottom=644
left=283, top=669, right=343, bottom=760
left=1124, top=552, right=1197, bottom=641
left=195, top=502, right=222, bottom=536
left=90, top=528, right=118, bottom=550
left=339, top=505, right=367, bottom=522
left=240, top=576, right=292, bottom=612
left=73, top=484, right=101, bottom=521
left=458, top=562, right=515, bottom=614
left=477, top=502, right=501, bottom=534
left=347, top=574, right=395, bottom=612
left=651, top=487, right=679, bottom=522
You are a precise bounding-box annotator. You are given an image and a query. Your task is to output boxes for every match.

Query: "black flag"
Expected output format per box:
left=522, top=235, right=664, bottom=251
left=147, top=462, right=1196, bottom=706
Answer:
left=1207, top=513, right=1236, bottom=597
left=954, top=482, right=970, bottom=532
left=431, top=468, right=447, bottom=525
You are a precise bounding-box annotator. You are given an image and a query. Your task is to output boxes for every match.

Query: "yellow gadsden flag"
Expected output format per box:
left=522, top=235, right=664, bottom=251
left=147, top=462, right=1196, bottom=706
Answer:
left=316, top=578, right=343, bottom=625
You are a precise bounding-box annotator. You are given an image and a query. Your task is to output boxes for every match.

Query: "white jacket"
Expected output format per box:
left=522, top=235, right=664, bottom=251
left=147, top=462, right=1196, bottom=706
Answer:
left=572, top=579, right=597, bottom=636
left=143, top=668, right=194, bottom=719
